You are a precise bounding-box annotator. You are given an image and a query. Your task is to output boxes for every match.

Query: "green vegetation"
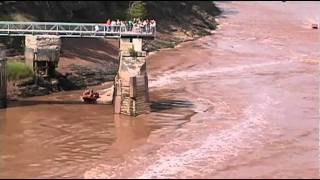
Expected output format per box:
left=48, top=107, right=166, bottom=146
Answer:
left=128, top=47, right=138, bottom=57
left=127, top=1, right=147, bottom=19
left=7, top=61, right=34, bottom=81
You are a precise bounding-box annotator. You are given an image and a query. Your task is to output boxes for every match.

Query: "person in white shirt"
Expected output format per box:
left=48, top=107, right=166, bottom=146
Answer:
left=142, top=20, right=147, bottom=33
left=111, top=20, right=116, bottom=32
left=116, top=19, right=120, bottom=32
left=120, top=21, right=125, bottom=32
left=95, top=25, right=99, bottom=32
left=150, top=20, right=156, bottom=34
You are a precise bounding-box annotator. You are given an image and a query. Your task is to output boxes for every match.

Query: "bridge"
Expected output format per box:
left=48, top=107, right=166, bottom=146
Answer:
left=0, top=21, right=155, bottom=116
left=0, top=21, right=156, bottom=38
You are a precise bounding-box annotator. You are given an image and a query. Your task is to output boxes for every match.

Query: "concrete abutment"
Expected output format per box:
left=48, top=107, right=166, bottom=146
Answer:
left=25, top=35, right=61, bottom=78
left=2, top=36, right=151, bottom=115
left=114, top=38, right=150, bottom=116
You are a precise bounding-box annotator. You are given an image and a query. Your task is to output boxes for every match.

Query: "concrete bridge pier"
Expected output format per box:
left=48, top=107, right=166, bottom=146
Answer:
left=0, top=51, right=7, bottom=108
left=25, top=35, right=61, bottom=78
left=114, top=38, right=150, bottom=116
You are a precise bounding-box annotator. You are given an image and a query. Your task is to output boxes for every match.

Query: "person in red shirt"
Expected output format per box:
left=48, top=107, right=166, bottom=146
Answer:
left=106, top=19, right=111, bottom=31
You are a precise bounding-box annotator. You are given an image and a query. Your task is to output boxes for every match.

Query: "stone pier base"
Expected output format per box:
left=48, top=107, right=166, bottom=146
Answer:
left=114, top=38, right=150, bottom=116
left=0, top=52, right=7, bottom=108
left=25, top=35, right=61, bottom=77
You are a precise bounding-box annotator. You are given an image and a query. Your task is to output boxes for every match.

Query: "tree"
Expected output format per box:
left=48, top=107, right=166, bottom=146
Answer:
left=127, top=1, right=147, bottom=19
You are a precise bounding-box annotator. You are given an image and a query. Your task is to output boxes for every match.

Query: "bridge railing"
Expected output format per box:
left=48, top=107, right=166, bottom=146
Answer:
left=0, top=21, right=156, bottom=38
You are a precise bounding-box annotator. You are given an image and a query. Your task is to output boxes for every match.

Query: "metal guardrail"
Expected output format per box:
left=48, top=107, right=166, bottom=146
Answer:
left=0, top=21, right=156, bottom=38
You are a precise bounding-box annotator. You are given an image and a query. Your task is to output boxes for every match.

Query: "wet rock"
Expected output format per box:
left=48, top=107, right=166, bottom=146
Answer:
left=50, top=79, right=60, bottom=92
left=56, top=65, right=117, bottom=91
left=19, top=85, right=50, bottom=97
left=37, top=77, right=53, bottom=89
left=58, top=73, right=84, bottom=90
left=15, top=77, right=34, bottom=87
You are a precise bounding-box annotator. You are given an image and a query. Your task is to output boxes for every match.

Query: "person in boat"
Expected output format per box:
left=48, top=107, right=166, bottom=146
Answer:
left=82, top=89, right=99, bottom=103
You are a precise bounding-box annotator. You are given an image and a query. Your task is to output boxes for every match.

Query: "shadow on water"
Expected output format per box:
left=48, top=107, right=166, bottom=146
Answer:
left=7, top=99, right=109, bottom=108
left=7, top=99, right=193, bottom=112
left=150, top=100, right=194, bottom=112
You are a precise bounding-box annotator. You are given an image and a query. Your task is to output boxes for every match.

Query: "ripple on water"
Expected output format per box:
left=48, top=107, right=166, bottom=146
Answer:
left=84, top=91, right=283, bottom=179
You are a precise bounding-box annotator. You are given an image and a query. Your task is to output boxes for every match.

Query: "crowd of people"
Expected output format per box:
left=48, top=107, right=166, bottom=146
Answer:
left=95, top=18, right=156, bottom=34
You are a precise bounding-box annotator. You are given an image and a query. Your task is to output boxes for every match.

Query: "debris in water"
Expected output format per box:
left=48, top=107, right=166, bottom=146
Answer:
left=311, top=23, right=318, bottom=29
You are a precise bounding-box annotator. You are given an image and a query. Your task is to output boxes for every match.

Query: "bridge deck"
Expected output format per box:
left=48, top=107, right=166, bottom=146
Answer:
left=0, top=21, right=156, bottom=38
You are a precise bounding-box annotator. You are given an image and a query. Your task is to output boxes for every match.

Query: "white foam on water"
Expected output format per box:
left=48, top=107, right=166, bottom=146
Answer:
left=133, top=94, right=275, bottom=179
left=84, top=92, right=278, bottom=179
left=149, top=60, right=294, bottom=88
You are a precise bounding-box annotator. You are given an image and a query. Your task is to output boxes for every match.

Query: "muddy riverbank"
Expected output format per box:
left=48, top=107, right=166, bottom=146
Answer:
left=3, top=1, right=221, bottom=98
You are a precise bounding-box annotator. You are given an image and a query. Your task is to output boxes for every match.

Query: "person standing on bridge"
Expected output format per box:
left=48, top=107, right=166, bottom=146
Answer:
left=141, top=20, right=144, bottom=33
left=111, top=20, right=116, bottom=32
left=138, top=19, right=143, bottom=33
left=120, top=21, right=126, bottom=32
left=106, top=19, right=111, bottom=32
left=142, top=20, right=147, bottom=33
left=116, top=19, right=120, bottom=32
left=95, top=25, right=99, bottom=32
left=134, top=18, right=139, bottom=31
left=146, top=19, right=150, bottom=33
left=150, top=19, right=156, bottom=34
left=128, top=19, right=133, bottom=31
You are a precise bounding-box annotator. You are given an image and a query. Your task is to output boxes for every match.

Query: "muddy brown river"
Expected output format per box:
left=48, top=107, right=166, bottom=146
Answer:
left=0, top=1, right=319, bottom=179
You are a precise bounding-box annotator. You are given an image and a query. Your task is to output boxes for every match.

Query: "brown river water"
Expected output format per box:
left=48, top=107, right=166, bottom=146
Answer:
left=0, top=1, right=319, bottom=179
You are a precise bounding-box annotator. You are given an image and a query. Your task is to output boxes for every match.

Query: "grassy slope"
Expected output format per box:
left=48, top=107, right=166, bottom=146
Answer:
left=7, top=60, right=33, bottom=81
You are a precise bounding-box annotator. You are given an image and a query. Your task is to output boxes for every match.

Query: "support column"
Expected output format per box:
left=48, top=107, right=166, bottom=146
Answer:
left=0, top=50, right=7, bottom=108
left=114, top=38, right=150, bottom=116
left=25, top=35, right=61, bottom=78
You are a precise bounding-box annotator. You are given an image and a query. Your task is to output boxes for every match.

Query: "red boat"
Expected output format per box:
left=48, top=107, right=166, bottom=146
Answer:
left=81, top=89, right=100, bottom=103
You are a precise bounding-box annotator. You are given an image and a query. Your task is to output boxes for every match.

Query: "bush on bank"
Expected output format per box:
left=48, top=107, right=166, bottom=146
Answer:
left=7, top=61, right=33, bottom=81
